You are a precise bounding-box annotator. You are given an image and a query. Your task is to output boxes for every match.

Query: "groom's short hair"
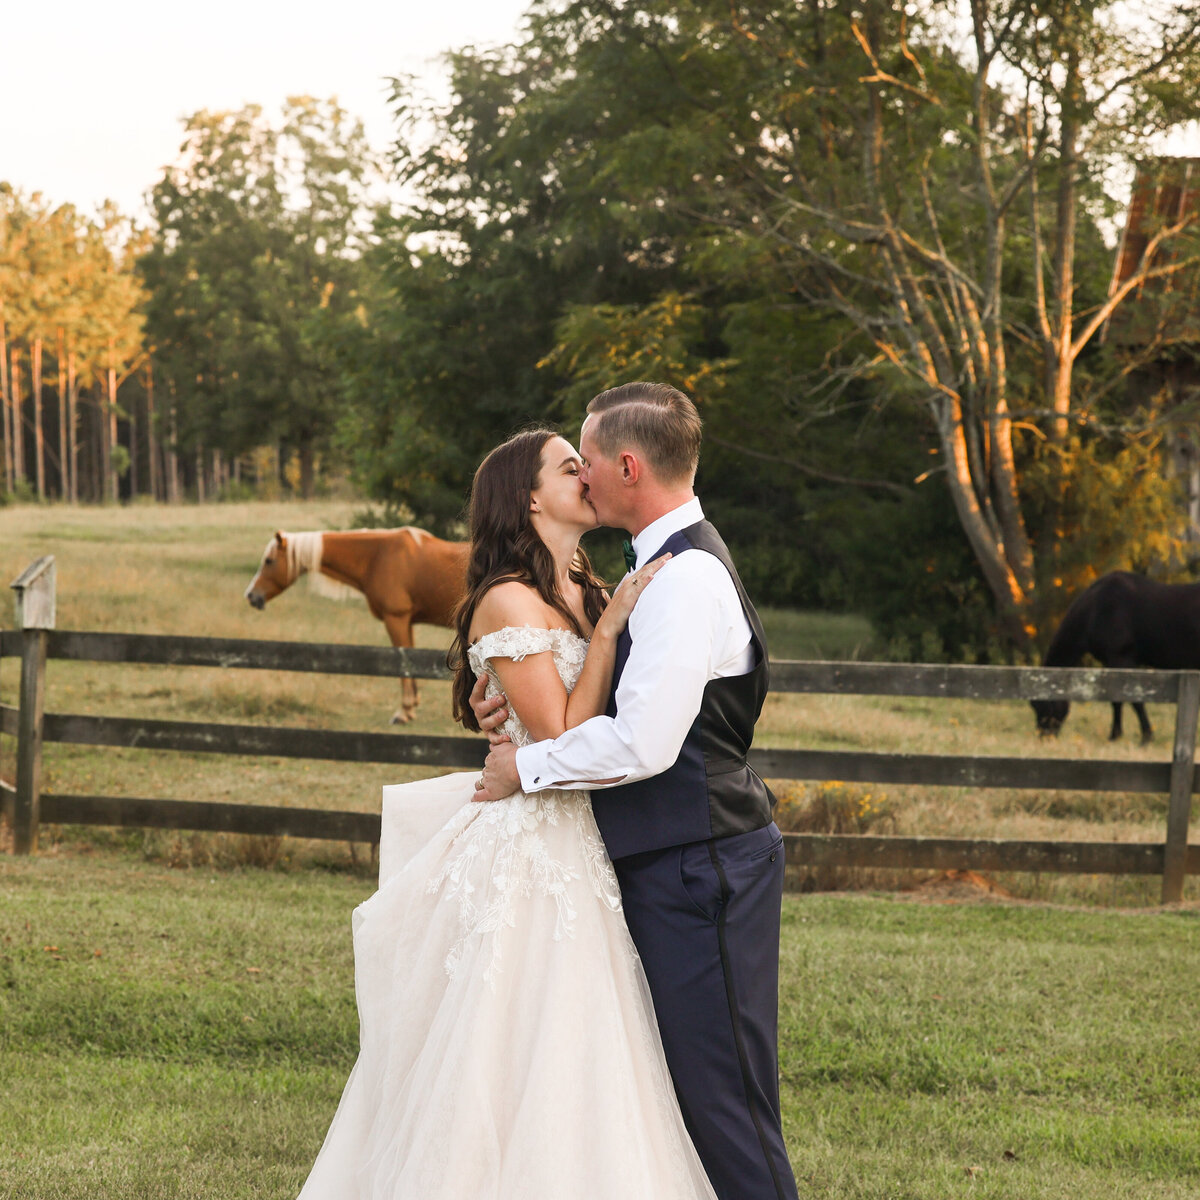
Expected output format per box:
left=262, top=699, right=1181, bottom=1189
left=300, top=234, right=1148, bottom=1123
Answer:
left=586, top=382, right=701, bottom=483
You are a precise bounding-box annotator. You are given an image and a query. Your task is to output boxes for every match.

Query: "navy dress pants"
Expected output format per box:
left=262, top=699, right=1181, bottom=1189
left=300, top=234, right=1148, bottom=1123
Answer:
left=612, top=822, right=798, bottom=1200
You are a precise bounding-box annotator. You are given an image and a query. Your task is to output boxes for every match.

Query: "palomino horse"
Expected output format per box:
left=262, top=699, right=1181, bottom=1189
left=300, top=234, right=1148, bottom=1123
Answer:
left=1032, top=571, right=1200, bottom=744
left=245, top=528, right=469, bottom=723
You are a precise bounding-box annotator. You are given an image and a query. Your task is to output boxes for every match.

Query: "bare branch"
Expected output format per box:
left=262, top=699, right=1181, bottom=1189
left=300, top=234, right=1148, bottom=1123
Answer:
left=1072, top=219, right=1200, bottom=356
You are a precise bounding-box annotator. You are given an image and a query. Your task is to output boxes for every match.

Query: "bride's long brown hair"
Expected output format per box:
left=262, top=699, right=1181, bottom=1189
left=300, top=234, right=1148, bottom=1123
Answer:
left=448, top=428, right=608, bottom=731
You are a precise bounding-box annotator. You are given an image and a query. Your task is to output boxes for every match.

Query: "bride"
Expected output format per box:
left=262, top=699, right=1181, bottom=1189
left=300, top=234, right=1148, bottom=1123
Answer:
left=296, top=428, right=717, bottom=1199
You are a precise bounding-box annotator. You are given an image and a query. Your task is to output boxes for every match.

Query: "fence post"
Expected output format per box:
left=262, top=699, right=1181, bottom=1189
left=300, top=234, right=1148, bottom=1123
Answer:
left=1163, top=671, right=1200, bottom=903
left=10, top=557, right=55, bottom=855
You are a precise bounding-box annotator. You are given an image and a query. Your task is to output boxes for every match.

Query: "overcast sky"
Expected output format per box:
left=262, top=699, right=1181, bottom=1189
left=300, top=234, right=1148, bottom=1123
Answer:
left=2, top=0, right=532, bottom=220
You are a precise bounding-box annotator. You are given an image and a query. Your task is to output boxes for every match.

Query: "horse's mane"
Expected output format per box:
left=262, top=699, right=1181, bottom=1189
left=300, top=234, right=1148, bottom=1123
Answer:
left=281, top=531, right=359, bottom=602
left=1043, top=582, right=1097, bottom=667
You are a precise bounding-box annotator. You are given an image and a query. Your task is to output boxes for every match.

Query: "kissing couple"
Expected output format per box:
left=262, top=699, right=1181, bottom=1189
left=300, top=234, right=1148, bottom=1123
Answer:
left=296, top=382, right=799, bottom=1200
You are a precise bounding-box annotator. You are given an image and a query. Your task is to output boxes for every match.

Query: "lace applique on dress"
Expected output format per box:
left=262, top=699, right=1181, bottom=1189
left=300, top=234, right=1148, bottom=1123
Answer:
left=429, top=625, right=623, bottom=986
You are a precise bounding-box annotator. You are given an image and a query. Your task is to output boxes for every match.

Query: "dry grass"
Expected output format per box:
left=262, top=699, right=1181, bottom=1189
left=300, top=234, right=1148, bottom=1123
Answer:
left=0, top=499, right=1191, bottom=904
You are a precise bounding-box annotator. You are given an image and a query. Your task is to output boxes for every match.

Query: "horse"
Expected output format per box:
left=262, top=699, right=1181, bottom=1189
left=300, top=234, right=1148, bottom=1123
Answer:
left=245, top=528, right=469, bottom=724
left=1031, top=571, right=1200, bottom=744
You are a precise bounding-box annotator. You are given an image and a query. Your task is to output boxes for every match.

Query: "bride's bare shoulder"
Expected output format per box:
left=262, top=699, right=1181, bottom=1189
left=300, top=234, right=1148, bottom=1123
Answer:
left=469, top=581, right=551, bottom=641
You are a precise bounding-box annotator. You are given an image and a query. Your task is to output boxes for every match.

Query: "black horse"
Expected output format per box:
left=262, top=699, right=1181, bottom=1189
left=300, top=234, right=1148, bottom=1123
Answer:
left=1032, top=571, right=1200, bottom=744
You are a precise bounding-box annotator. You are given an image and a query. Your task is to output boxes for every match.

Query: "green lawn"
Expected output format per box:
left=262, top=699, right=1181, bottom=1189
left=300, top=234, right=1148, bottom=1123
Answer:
left=2, top=855, right=1198, bottom=1198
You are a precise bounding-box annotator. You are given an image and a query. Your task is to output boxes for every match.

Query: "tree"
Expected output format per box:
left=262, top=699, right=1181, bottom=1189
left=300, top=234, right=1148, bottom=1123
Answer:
left=554, top=0, right=1200, bottom=644
left=141, top=98, right=381, bottom=497
left=332, top=36, right=701, bottom=528
left=0, top=188, right=144, bottom=502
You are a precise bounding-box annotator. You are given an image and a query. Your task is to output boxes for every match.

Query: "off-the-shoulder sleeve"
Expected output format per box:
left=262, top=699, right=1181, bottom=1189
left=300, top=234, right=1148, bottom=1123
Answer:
left=468, top=626, right=562, bottom=675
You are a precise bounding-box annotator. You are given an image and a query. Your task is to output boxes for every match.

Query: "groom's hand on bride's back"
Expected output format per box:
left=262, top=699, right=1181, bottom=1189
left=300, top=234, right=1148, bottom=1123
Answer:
left=469, top=673, right=512, bottom=745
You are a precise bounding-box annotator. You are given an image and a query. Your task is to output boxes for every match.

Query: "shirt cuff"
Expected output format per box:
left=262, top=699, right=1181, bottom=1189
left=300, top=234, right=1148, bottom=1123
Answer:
left=515, top=742, right=551, bottom=793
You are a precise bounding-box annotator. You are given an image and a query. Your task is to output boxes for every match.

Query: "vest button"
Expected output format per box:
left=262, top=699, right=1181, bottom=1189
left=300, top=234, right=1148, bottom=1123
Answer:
left=769, top=852, right=777, bottom=862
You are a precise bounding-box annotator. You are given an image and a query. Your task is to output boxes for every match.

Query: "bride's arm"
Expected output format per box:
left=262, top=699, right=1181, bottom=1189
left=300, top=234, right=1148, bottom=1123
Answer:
left=472, top=558, right=669, bottom=743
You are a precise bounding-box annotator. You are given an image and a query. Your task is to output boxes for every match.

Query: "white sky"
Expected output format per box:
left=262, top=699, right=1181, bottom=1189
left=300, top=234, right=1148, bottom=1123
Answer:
left=6, top=0, right=1196, bottom=233
left=2, top=0, right=532, bottom=220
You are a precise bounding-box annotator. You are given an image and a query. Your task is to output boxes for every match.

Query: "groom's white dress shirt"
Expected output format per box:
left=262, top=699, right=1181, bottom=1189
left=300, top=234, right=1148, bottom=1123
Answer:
left=515, top=497, right=755, bottom=793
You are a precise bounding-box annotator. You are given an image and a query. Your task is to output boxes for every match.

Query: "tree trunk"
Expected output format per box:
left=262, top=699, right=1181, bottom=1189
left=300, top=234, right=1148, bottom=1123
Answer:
left=89, top=384, right=102, bottom=503
left=936, top=398, right=1033, bottom=647
left=0, top=311, right=10, bottom=494
left=67, top=350, right=78, bottom=504
left=1046, top=39, right=1081, bottom=444
left=195, top=445, right=205, bottom=503
left=31, top=338, right=45, bottom=499
left=98, top=374, right=111, bottom=502
left=166, top=384, right=180, bottom=504
left=130, top=387, right=139, bottom=499
left=146, top=358, right=159, bottom=501
left=299, top=437, right=315, bottom=498
left=107, top=357, right=119, bottom=504
left=11, top=349, right=24, bottom=486
left=56, top=329, right=67, bottom=500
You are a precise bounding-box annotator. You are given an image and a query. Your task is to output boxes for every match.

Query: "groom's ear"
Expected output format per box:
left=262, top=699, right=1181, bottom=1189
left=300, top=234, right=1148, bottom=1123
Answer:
left=619, top=451, right=640, bottom=484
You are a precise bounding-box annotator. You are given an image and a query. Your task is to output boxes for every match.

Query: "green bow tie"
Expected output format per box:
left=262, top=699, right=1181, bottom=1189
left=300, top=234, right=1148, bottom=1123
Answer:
left=622, top=539, right=637, bottom=572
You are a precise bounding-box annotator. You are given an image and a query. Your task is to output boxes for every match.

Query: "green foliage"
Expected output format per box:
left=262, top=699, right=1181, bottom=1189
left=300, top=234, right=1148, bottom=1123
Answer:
left=334, top=2, right=973, bottom=628
left=332, top=28, right=694, bottom=527
left=140, top=98, right=381, bottom=495
left=109, top=443, right=131, bottom=481
left=348, top=499, right=416, bottom=530
left=327, top=0, right=1200, bottom=651
left=544, top=292, right=733, bottom=421
left=842, top=424, right=1194, bottom=661
left=1022, top=431, right=1193, bottom=638
left=0, top=479, right=37, bottom=506
left=849, top=479, right=1002, bottom=662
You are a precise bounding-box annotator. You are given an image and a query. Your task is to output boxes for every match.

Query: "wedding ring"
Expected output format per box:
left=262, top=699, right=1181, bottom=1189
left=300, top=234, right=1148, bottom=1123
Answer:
left=474, top=776, right=485, bottom=790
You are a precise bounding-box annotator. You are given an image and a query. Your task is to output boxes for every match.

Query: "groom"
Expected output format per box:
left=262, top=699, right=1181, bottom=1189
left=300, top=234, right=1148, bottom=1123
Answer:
left=472, top=382, right=799, bottom=1200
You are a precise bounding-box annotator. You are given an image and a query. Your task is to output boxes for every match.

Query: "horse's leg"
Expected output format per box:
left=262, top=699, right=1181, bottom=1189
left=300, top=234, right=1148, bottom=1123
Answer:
left=382, top=611, right=418, bottom=724
left=1134, top=701, right=1153, bottom=745
left=1109, top=702, right=1123, bottom=741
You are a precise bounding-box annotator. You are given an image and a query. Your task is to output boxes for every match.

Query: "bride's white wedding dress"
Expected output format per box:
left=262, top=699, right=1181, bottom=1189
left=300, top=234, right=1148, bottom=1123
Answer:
left=297, top=625, right=717, bottom=1200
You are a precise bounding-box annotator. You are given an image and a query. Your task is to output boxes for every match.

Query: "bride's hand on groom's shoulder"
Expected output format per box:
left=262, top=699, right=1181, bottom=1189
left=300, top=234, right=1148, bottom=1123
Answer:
left=469, top=673, right=512, bottom=744
left=600, top=552, right=671, bottom=637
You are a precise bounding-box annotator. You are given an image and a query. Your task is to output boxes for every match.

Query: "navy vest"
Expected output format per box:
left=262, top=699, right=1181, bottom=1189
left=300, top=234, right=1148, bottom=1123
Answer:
left=590, top=519, right=775, bottom=860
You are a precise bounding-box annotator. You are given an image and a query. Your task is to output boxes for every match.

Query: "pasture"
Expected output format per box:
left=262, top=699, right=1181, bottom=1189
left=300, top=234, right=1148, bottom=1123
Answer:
left=2, top=854, right=1199, bottom=1199
left=0, top=500, right=1187, bottom=904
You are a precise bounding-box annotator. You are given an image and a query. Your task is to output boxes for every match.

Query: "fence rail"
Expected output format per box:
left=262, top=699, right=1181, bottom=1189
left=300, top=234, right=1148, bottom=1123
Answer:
left=3, top=558, right=1198, bottom=900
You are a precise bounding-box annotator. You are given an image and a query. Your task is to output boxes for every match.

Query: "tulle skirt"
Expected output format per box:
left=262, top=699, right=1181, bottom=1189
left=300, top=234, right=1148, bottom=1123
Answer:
left=296, top=772, right=716, bottom=1200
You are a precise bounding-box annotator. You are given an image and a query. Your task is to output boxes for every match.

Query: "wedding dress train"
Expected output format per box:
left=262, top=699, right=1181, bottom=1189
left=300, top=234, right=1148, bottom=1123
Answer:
left=297, top=625, right=717, bottom=1200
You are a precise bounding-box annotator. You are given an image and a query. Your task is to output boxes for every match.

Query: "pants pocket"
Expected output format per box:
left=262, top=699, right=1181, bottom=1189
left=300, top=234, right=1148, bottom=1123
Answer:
left=748, top=832, right=785, bottom=863
left=678, top=842, right=724, bottom=924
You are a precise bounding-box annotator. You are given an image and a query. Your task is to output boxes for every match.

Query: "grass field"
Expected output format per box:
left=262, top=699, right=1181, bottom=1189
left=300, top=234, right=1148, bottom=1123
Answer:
left=2, top=854, right=1199, bottom=1199
left=0, top=499, right=1193, bottom=903
left=3, top=501, right=1200, bottom=1197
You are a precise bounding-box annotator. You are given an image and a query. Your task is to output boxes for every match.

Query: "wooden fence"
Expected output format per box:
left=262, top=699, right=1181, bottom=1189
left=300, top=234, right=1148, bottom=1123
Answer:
left=3, top=556, right=1199, bottom=901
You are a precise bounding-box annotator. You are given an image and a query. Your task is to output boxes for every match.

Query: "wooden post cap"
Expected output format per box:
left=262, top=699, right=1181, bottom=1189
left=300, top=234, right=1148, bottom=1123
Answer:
left=10, top=556, right=57, bottom=630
